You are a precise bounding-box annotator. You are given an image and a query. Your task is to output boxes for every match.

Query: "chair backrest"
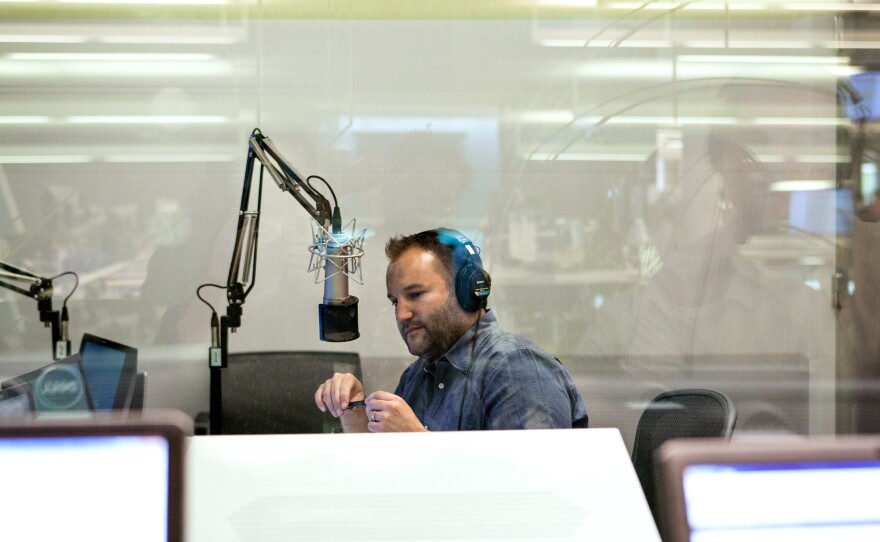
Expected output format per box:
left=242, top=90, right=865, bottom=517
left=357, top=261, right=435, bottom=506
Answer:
left=220, top=351, right=362, bottom=435
left=631, top=388, right=736, bottom=524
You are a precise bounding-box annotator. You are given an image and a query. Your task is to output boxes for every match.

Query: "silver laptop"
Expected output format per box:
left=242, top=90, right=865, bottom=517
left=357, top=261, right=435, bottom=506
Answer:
left=656, top=436, right=880, bottom=542
left=0, top=410, right=190, bottom=542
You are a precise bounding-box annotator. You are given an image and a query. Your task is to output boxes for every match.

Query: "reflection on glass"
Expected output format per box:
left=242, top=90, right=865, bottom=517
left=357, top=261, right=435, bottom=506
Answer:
left=0, top=6, right=877, bottom=443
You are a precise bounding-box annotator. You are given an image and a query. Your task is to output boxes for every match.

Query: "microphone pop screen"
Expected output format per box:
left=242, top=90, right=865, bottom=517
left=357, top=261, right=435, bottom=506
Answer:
left=319, top=297, right=359, bottom=342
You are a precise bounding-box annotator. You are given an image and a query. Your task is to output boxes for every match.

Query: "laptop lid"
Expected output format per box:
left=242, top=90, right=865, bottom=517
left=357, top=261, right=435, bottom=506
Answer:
left=0, top=410, right=190, bottom=542
left=79, top=333, right=138, bottom=411
left=0, top=353, right=95, bottom=412
left=656, top=436, right=880, bottom=542
left=0, top=382, right=36, bottom=416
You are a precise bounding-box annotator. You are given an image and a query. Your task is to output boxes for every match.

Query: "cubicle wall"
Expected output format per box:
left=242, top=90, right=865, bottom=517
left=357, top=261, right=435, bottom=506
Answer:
left=1, top=2, right=876, bottom=446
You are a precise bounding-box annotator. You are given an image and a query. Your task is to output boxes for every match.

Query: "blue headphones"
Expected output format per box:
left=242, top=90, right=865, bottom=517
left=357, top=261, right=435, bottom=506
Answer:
left=428, top=228, right=491, bottom=313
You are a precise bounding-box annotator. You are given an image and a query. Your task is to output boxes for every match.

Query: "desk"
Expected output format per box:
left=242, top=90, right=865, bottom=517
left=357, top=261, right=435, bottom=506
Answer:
left=185, top=428, right=660, bottom=542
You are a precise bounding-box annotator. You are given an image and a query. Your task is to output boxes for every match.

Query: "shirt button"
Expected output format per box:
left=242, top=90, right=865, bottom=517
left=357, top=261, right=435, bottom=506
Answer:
left=438, top=383, right=445, bottom=389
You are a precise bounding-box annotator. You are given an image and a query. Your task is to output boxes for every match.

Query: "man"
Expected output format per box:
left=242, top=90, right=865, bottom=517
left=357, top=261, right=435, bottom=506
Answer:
left=314, top=228, right=588, bottom=432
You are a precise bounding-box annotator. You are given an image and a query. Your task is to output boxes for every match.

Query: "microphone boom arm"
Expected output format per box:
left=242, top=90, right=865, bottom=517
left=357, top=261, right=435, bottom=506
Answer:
left=249, top=131, right=333, bottom=227
left=0, top=260, right=70, bottom=360
left=207, top=127, right=364, bottom=435
left=226, top=129, right=334, bottom=307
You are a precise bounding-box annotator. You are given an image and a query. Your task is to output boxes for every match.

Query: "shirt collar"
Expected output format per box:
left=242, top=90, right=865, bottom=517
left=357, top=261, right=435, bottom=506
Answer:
left=432, top=309, right=498, bottom=374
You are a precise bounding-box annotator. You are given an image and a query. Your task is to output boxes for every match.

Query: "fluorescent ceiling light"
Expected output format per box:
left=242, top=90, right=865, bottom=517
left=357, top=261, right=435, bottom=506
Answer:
left=99, top=35, right=239, bottom=44
left=0, top=59, right=232, bottom=77
left=826, top=65, right=864, bottom=77
left=686, top=1, right=767, bottom=8
left=576, top=60, right=842, bottom=79
left=783, top=2, right=880, bottom=11
left=795, top=155, right=849, bottom=164
left=604, top=116, right=738, bottom=125
left=518, top=110, right=575, bottom=123
left=0, top=35, right=87, bottom=43
left=66, top=115, right=228, bottom=124
left=540, top=37, right=880, bottom=51
left=0, top=155, right=92, bottom=164
left=677, top=55, right=849, bottom=64
left=683, top=40, right=813, bottom=49
left=538, top=0, right=597, bottom=5
left=607, top=1, right=767, bottom=9
left=340, top=116, right=494, bottom=134
left=527, top=152, right=648, bottom=161
left=754, top=155, right=785, bottom=162
left=56, top=0, right=229, bottom=4
left=584, top=40, right=676, bottom=48
left=832, top=41, right=880, bottom=49
left=539, top=39, right=589, bottom=47
left=7, top=52, right=214, bottom=61
left=770, top=180, right=835, bottom=191
left=518, top=113, right=828, bottom=127
left=752, top=117, right=848, bottom=127
left=0, top=116, right=52, bottom=124
left=105, top=154, right=235, bottom=163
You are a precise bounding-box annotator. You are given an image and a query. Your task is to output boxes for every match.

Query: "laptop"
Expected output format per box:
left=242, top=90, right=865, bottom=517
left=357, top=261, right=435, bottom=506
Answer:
left=79, top=333, right=138, bottom=411
left=0, top=410, right=190, bottom=542
left=0, top=353, right=95, bottom=413
left=0, top=382, right=36, bottom=416
left=655, top=436, right=880, bottom=542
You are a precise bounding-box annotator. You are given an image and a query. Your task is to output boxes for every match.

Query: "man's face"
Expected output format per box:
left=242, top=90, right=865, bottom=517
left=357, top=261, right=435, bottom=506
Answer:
left=386, top=247, right=472, bottom=360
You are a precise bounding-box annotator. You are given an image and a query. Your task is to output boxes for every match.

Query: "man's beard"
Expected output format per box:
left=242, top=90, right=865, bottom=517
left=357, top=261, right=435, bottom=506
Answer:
left=399, top=295, right=466, bottom=361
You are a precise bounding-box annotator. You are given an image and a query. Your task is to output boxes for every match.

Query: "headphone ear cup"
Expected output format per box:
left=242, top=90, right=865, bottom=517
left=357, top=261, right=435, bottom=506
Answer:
left=455, top=263, right=490, bottom=312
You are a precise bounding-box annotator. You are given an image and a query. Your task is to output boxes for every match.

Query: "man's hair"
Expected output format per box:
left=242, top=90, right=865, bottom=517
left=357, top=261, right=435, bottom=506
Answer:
left=385, top=231, right=457, bottom=286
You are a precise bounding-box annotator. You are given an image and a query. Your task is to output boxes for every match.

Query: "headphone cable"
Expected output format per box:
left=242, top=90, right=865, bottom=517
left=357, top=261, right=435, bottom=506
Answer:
left=457, top=312, right=482, bottom=430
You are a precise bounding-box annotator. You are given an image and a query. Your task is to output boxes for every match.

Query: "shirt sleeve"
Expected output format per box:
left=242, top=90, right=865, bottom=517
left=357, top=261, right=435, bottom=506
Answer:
left=480, top=348, right=581, bottom=430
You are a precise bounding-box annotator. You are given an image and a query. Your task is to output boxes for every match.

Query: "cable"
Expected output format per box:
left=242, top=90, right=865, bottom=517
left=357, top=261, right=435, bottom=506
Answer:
left=196, top=283, right=226, bottom=315
left=457, top=312, right=482, bottom=431
left=50, top=270, right=79, bottom=308
left=307, top=175, right=338, bottom=209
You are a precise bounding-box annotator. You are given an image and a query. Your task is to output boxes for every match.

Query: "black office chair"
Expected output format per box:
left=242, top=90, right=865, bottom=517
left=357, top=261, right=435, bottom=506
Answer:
left=631, top=388, right=736, bottom=526
left=201, top=351, right=362, bottom=435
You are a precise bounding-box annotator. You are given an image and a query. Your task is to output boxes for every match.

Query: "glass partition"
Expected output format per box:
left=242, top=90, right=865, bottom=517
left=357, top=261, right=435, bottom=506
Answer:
left=0, top=1, right=876, bottom=447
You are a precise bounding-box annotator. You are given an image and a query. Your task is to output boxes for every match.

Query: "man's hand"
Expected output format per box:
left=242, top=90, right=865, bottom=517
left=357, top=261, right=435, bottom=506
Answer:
left=365, top=391, right=429, bottom=433
left=315, top=372, right=365, bottom=417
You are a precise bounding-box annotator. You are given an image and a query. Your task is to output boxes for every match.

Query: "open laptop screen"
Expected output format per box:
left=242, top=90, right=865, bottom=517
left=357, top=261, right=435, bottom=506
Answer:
left=0, top=412, right=188, bottom=542
left=79, top=334, right=138, bottom=411
left=683, top=460, right=880, bottom=541
left=657, top=437, right=880, bottom=542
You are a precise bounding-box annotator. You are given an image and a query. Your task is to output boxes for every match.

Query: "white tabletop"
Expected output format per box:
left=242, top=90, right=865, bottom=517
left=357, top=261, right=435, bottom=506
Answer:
left=185, top=427, right=660, bottom=542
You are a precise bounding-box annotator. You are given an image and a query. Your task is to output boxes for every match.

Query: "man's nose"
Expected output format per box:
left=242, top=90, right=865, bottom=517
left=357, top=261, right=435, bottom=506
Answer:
left=395, top=300, right=413, bottom=322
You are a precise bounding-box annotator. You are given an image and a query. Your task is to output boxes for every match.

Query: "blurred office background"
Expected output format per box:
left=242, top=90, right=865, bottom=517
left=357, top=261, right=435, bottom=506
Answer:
left=1, top=0, right=879, bottom=449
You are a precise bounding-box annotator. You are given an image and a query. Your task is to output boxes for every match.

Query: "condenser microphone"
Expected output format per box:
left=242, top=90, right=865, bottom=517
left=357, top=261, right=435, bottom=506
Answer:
left=319, top=234, right=359, bottom=342
left=312, top=220, right=364, bottom=342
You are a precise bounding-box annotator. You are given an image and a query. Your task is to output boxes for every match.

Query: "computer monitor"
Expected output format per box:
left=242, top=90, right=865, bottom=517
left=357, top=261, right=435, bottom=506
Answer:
left=79, top=333, right=138, bottom=411
left=656, top=436, right=880, bottom=542
left=0, top=410, right=190, bottom=542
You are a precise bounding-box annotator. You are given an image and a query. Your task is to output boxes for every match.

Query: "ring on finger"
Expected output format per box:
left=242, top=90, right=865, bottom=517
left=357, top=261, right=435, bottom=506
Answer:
left=370, top=411, right=377, bottom=423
